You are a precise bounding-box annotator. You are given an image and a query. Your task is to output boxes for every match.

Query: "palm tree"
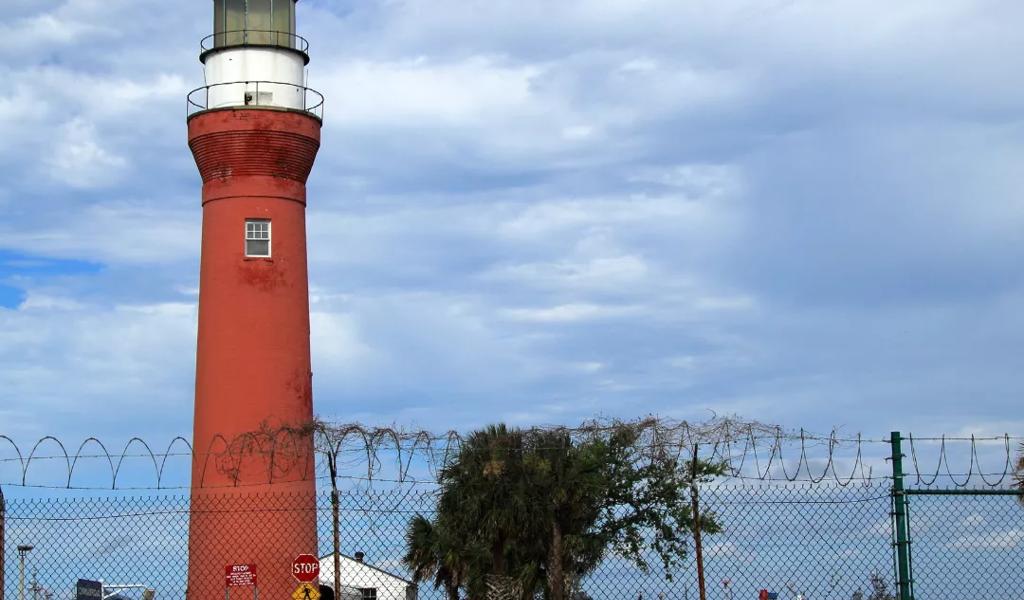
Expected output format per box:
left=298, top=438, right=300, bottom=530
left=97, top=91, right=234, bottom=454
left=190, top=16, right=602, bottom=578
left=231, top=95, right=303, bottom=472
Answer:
left=405, top=422, right=726, bottom=599
left=445, top=425, right=544, bottom=598
left=406, top=425, right=538, bottom=599
left=403, top=514, right=465, bottom=600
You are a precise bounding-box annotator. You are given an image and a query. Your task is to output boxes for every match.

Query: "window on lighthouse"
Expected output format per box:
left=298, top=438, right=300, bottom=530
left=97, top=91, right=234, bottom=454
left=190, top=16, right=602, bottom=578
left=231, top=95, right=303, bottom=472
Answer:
left=245, top=219, right=271, bottom=257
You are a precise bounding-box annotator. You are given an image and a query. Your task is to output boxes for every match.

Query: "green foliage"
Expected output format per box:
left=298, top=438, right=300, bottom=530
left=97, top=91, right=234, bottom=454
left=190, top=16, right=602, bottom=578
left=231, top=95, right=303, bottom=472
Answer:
left=403, top=422, right=727, bottom=599
left=402, top=514, right=466, bottom=599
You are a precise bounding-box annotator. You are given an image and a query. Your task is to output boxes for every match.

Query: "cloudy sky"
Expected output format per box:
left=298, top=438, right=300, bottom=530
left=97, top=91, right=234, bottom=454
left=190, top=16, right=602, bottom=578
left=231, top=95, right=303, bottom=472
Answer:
left=1, top=0, right=1022, bottom=445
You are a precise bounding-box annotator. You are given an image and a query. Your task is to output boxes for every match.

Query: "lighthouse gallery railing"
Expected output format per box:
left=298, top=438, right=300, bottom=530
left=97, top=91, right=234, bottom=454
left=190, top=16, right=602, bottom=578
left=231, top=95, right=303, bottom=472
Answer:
left=186, top=80, right=325, bottom=120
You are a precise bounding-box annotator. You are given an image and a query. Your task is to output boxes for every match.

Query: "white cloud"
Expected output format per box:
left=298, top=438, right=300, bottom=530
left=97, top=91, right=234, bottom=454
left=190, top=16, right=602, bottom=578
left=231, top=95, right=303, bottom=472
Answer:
left=949, top=529, right=1024, bottom=550
left=1, top=0, right=1023, bottom=446
left=19, top=293, right=86, bottom=312
left=0, top=202, right=198, bottom=265
left=501, top=303, right=642, bottom=323
left=0, top=298, right=197, bottom=437
left=321, top=57, right=540, bottom=127
left=485, top=255, right=650, bottom=292
left=628, top=164, right=742, bottom=197
left=0, top=12, right=105, bottom=54
left=311, top=310, right=378, bottom=374
left=46, top=118, right=127, bottom=188
left=496, top=194, right=737, bottom=240
left=695, top=295, right=757, bottom=312
left=706, top=541, right=756, bottom=563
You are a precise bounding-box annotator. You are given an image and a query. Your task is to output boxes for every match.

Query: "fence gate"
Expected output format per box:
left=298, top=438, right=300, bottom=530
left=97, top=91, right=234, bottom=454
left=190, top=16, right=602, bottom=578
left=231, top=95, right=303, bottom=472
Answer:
left=890, top=432, right=1024, bottom=600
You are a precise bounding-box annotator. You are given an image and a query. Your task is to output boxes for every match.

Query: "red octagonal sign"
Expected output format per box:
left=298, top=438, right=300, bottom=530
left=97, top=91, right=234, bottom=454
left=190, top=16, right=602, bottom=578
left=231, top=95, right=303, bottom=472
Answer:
left=292, top=554, right=320, bottom=583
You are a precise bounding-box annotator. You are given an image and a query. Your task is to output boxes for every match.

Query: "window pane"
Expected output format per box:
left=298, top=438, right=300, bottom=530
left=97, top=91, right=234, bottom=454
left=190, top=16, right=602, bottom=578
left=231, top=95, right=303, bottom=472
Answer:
left=245, top=220, right=270, bottom=256
left=225, top=0, right=245, bottom=46
left=246, top=240, right=270, bottom=257
left=246, top=221, right=269, bottom=237
left=272, top=0, right=295, bottom=47
left=213, top=0, right=226, bottom=47
left=247, top=0, right=273, bottom=45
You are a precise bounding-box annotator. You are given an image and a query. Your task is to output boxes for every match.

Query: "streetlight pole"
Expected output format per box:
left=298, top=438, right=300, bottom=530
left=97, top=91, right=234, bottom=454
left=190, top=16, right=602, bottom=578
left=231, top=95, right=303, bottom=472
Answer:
left=16, top=545, right=33, bottom=600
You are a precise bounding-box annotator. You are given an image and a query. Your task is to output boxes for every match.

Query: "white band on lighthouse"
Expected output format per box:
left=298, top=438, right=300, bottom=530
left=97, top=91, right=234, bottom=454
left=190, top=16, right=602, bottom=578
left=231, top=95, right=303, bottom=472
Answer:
left=204, top=48, right=306, bottom=110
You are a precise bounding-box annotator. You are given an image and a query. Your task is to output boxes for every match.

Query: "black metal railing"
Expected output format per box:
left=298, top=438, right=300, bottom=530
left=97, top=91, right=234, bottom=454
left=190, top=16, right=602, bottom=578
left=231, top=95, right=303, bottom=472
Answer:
left=200, top=30, right=310, bottom=59
left=186, top=81, right=324, bottom=120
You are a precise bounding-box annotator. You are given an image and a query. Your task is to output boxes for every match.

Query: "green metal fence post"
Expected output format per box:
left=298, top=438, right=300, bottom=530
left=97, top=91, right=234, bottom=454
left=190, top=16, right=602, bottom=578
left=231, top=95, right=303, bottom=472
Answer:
left=890, top=431, right=913, bottom=600
left=1, top=485, right=5, bottom=600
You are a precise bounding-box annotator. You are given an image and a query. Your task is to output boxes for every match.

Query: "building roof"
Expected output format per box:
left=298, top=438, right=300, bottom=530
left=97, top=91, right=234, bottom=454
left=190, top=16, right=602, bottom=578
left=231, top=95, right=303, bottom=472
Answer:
left=318, top=553, right=416, bottom=586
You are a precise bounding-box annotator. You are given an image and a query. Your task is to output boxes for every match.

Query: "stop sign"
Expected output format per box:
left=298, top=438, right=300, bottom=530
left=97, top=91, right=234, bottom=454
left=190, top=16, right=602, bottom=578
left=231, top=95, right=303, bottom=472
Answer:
left=292, top=554, right=320, bottom=582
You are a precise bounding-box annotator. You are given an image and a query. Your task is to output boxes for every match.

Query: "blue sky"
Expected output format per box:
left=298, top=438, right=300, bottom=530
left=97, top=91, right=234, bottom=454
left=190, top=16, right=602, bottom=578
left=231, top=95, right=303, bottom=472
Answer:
left=1, top=0, right=1023, bottom=445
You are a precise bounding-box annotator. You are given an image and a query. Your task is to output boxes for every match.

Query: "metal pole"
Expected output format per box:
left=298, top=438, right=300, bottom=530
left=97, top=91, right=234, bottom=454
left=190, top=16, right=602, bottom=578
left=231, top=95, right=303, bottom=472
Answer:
left=0, top=486, right=5, bottom=600
left=690, top=444, right=707, bottom=600
left=907, top=488, right=1024, bottom=496
left=330, top=473, right=341, bottom=598
left=889, top=432, right=913, bottom=600
left=16, top=547, right=32, bottom=600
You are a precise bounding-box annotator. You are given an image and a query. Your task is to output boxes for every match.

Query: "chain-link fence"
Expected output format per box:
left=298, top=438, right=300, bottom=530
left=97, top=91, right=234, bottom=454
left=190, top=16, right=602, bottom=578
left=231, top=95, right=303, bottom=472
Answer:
left=0, top=481, right=1006, bottom=600
left=0, top=429, right=1021, bottom=600
left=899, top=490, right=1024, bottom=599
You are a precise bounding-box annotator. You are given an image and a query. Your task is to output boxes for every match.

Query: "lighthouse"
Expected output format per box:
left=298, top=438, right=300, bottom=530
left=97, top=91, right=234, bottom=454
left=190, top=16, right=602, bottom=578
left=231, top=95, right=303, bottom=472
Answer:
left=185, top=1, right=323, bottom=598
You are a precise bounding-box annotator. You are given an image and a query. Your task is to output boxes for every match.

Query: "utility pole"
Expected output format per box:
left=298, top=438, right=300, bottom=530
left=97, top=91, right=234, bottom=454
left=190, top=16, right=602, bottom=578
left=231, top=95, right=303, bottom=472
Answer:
left=16, top=545, right=33, bottom=600
left=327, top=444, right=342, bottom=599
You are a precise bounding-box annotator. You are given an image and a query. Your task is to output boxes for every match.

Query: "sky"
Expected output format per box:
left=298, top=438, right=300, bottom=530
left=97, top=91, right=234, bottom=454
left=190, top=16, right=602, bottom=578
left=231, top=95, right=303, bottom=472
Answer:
left=1, top=0, right=1023, bottom=449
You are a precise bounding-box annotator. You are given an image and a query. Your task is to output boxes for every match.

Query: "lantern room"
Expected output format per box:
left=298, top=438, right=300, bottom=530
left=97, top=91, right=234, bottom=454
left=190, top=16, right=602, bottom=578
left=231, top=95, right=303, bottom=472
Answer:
left=190, top=0, right=323, bottom=116
left=209, top=0, right=301, bottom=54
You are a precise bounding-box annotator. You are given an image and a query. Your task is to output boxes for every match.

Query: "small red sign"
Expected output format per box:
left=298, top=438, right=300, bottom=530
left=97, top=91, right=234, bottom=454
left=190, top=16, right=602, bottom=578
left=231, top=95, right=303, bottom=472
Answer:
left=225, top=564, right=257, bottom=587
left=292, top=554, right=320, bottom=583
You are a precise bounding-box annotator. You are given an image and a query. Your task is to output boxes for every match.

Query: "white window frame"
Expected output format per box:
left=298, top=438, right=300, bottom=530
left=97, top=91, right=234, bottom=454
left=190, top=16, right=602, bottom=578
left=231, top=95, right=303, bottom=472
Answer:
left=244, top=219, right=272, bottom=257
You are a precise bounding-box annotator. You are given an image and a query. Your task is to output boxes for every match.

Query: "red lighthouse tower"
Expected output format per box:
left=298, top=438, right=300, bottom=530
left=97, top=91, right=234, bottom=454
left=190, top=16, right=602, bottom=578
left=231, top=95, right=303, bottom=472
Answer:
left=185, top=1, right=324, bottom=598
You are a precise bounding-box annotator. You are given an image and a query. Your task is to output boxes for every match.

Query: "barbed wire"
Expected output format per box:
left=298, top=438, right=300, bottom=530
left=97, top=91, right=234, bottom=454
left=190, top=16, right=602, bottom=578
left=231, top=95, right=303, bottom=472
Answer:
left=904, top=433, right=1018, bottom=488
left=0, top=418, right=1020, bottom=490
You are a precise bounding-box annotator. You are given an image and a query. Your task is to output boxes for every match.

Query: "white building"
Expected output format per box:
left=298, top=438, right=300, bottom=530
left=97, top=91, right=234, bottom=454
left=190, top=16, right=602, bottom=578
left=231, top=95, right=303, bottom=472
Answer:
left=319, top=552, right=418, bottom=600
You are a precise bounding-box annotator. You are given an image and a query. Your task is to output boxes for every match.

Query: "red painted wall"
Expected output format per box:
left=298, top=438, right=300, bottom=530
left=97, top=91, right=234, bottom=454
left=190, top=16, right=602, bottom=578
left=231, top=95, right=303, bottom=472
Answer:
left=187, top=108, right=321, bottom=600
